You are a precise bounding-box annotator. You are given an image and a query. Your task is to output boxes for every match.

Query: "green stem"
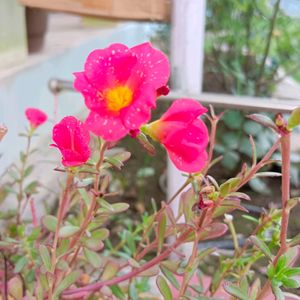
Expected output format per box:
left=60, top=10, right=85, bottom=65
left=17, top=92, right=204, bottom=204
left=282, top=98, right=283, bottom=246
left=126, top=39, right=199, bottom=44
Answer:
left=48, top=171, right=74, bottom=299
left=16, top=133, right=32, bottom=224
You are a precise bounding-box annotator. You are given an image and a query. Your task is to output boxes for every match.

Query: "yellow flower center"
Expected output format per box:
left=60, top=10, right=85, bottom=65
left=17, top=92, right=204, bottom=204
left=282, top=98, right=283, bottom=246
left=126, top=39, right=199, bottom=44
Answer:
left=105, top=86, right=133, bottom=112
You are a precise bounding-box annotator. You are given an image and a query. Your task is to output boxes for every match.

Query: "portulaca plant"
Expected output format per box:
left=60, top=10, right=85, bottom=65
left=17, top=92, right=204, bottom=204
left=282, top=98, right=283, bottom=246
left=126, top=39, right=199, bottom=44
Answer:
left=0, top=42, right=300, bottom=300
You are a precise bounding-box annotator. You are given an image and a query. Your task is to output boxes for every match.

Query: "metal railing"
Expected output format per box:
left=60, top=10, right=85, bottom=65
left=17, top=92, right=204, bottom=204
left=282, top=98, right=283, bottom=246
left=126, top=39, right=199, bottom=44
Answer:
left=48, top=78, right=300, bottom=113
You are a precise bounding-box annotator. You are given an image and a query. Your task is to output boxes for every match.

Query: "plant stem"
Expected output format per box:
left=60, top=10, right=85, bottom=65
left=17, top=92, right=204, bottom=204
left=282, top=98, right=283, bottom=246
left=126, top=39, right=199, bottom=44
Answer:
left=63, top=228, right=192, bottom=297
left=48, top=171, right=74, bottom=299
left=16, top=133, right=32, bottom=224
left=256, top=132, right=291, bottom=300
left=256, top=0, right=281, bottom=95
left=228, top=219, right=239, bottom=253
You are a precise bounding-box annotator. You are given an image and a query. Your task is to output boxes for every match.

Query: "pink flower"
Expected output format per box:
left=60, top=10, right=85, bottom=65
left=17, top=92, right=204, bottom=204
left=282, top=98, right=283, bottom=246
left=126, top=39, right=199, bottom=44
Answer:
left=143, top=99, right=209, bottom=173
left=74, top=42, right=170, bottom=141
left=51, top=116, right=90, bottom=167
left=25, top=108, right=47, bottom=128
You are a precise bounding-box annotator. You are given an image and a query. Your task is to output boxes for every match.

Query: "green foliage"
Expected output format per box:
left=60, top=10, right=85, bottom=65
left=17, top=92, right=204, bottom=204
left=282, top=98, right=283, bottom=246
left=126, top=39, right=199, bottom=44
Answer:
left=205, top=0, right=300, bottom=96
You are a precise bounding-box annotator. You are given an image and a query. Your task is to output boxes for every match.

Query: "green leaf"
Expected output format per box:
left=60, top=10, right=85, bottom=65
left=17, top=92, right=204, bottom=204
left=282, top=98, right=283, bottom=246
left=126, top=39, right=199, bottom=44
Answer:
left=101, top=261, right=119, bottom=280
left=56, top=260, right=69, bottom=271
left=102, top=151, right=131, bottom=169
left=58, top=225, right=80, bottom=238
left=53, top=271, right=80, bottom=298
left=254, top=172, right=282, bottom=178
left=42, top=215, right=58, bottom=232
left=287, top=107, right=300, bottom=130
left=25, top=181, right=39, bottom=194
left=223, top=110, right=244, bottom=129
left=160, top=266, right=180, bottom=289
left=221, top=151, right=240, bottom=171
left=247, top=114, right=277, bottom=131
left=276, top=255, right=287, bottom=273
left=281, top=277, right=300, bottom=289
left=24, top=165, right=34, bottom=177
left=156, top=275, right=173, bottom=300
left=39, top=245, right=52, bottom=272
left=158, top=213, right=167, bottom=252
left=111, top=203, right=130, bottom=213
left=82, top=237, right=104, bottom=251
left=78, top=188, right=91, bottom=207
left=75, top=177, right=94, bottom=188
left=92, top=228, right=110, bottom=240
left=242, top=215, right=259, bottom=223
left=249, top=178, right=271, bottom=195
left=110, top=285, right=125, bottom=300
left=243, top=120, right=262, bottom=136
left=223, top=284, right=249, bottom=300
left=129, top=282, right=138, bottom=300
left=271, top=281, right=284, bottom=300
left=83, top=248, right=102, bottom=268
left=220, top=177, right=241, bottom=197
left=249, top=236, right=273, bottom=260
left=283, top=267, right=300, bottom=277
left=14, top=256, right=28, bottom=273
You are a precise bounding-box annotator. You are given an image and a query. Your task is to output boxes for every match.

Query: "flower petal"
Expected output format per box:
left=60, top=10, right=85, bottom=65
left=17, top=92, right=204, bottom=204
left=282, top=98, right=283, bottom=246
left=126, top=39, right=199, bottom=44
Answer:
left=163, top=120, right=209, bottom=173
left=167, top=145, right=208, bottom=173
left=161, top=99, right=207, bottom=122
left=85, top=111, right=128, bottom=141
left=84, top=44, right=137, bottom=89
left=130, top=42, right=170, bottom=90
left=121, top=85, right=157, bottom=130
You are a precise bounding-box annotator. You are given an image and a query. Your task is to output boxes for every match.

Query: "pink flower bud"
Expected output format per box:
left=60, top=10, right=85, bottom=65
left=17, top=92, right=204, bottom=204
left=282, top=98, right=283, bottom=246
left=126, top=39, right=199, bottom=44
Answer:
left=25, top=108, right=47, bottom=128
left=51, top=116, right=91, bottom=167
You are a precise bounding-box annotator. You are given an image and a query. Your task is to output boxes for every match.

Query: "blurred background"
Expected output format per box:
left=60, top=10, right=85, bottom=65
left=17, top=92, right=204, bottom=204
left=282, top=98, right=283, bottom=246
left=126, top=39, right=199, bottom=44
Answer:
left=1, top=0, right=300, bottom=236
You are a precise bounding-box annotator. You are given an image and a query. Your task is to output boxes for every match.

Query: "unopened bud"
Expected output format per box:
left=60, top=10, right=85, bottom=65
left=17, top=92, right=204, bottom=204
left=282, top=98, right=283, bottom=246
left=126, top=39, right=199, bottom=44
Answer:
left=201, top=186, right=215, bottom=194
left=224, top=213, right=233, bottom=223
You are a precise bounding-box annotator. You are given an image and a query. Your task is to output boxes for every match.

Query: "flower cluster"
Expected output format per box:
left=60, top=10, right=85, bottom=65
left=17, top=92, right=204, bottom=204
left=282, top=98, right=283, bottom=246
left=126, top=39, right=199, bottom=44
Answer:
left=50, top=42, right=209, bottom=172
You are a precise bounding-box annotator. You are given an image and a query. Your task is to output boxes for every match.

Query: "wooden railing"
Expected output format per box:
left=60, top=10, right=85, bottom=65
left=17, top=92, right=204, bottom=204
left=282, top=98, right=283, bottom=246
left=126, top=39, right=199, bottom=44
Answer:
left=19, top=0, right=171, bottom=21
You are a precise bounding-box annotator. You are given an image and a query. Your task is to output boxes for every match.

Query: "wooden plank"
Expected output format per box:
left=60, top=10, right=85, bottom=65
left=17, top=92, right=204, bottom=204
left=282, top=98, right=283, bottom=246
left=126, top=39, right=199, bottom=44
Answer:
left=19, top=0, right=171, bottom=21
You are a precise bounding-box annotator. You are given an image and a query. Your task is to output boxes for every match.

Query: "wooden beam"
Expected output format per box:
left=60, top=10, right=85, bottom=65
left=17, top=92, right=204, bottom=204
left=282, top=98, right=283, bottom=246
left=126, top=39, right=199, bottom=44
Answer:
left=19, top=0, right=171, bottom=22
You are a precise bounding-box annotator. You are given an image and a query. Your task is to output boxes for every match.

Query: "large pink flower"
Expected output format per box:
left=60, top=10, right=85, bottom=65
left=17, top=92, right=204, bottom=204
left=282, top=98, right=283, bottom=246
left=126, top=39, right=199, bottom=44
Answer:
left=51, top=116, right=90, bottom=167
left=74, top=42, right=170, bottom=141
left=143, top=99, right=209, bottom=173
left=25, top=108, right=47, bottom=128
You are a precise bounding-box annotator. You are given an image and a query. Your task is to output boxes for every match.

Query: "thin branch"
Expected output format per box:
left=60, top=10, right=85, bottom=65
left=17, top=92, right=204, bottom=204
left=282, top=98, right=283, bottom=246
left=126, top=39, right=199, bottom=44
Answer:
left=256, top=0, right=281, bottom=94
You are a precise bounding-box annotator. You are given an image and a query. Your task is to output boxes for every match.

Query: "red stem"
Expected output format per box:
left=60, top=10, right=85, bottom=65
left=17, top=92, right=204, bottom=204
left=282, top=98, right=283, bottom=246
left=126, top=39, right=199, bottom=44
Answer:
left=63, top=229, right=192, bottom=296
left=256, top=133, right=291, bottom=300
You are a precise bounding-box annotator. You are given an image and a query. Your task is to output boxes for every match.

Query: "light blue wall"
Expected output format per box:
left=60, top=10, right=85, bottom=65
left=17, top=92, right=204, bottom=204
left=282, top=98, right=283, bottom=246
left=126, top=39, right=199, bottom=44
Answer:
left=0, top=23, right=150, bottom=173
